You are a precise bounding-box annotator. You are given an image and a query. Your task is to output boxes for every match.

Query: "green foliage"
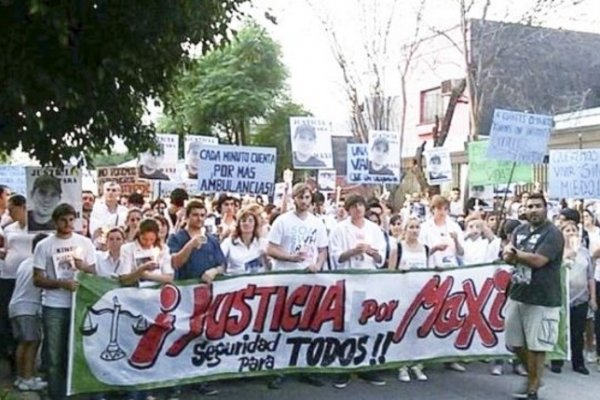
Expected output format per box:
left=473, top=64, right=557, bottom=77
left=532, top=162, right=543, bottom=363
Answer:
left=0, top=0, right=248, bottom=166
left=90, top=152, right=135, bottom=168
left=251, top=101, right=311, bottom=179
left=161, top=21, right=288, bottom=145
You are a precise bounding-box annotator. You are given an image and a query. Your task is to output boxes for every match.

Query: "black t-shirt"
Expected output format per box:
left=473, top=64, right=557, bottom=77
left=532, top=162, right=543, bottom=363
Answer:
left=509, top=221, right=564, bottom=307
left=368, top=162, right=394, bottom=176
left=293, top=153, right=326, bottom=168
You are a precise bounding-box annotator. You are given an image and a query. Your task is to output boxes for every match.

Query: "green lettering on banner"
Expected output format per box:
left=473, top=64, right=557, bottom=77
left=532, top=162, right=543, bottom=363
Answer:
left=468, top=141, right=533, bottom=186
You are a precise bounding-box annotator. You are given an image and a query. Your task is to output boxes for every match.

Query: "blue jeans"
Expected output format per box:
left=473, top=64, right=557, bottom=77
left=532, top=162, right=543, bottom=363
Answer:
left=42, top=306, right=71, bottom=400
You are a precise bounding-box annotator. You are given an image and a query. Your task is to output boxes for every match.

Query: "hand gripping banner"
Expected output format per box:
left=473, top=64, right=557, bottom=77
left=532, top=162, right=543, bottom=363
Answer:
left=67, top=264, right=568, bottom=395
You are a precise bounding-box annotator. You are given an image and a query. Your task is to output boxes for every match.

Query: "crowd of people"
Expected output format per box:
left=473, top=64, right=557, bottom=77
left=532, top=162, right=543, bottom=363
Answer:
left=0, top=181, right=598, bottom=400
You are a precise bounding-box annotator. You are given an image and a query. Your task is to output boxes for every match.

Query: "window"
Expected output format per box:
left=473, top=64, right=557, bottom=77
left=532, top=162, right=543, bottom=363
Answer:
left=420, top=87, right=444, bottom=125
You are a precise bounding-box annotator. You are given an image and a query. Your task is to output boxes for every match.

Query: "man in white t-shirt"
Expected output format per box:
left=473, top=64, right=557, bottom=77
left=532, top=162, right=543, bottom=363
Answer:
left=328, top=194, right=387, bottom=388
left=266, top=183, right=328, bottom=389
left=33, top=203, right=95, bottom=400
left=267, top=183, right=328, bottom=272
left=89, top=181, right=128, bottom=238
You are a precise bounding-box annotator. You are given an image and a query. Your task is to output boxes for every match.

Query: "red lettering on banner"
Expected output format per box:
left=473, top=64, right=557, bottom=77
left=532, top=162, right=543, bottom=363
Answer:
left=393, top=273, right=508, bottom=349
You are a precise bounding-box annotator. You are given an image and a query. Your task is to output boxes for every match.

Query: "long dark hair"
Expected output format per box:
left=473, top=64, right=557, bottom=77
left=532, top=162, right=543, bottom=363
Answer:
left=135, top=218, right=162, bottom=248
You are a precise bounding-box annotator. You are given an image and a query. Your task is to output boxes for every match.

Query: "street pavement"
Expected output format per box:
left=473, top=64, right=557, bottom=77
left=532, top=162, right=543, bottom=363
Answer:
left=1, top=360, right=598, bottom=399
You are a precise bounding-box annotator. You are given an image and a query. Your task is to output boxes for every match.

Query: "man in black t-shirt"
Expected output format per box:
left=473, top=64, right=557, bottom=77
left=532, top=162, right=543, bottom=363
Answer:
left=502, top=193, right=563, bottom=400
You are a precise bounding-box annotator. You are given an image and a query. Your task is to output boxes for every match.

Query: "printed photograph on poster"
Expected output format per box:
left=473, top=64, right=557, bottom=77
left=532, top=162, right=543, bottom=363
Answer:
left=184, top=135, right=219, bottom=179
left=138, top=134, right=179, bottom=181
left=25, top=167, right=82, bottom=233
left=317, top=170, right=336, bottom=192
left=425, top=148, right=452, bottom=185
left=289, top=117, right=333, bottom=169
left=367, top=130, right=400, bottom=183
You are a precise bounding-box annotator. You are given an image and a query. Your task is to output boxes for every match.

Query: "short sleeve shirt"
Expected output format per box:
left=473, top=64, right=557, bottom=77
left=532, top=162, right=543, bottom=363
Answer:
left=167, top=230, right=225, bottom=280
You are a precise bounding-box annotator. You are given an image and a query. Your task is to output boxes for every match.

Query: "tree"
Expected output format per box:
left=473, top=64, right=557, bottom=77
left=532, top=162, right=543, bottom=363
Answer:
left=160, top=21, right=288, bottom=146
left=0, top=0, right=248, bottom=166
left=251, top=101, right=311, bottom=179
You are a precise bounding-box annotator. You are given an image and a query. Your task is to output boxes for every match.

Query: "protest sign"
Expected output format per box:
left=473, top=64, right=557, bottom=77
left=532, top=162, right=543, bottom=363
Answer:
left=184, top=135, right=219, bottom=180
left=138, top=134, right=179, bottom=181
left=487, top=109, right=552, bottom=164
left=0, top=165, right=27, bottom=195
left=424, top=148, right=452, bottom=185
left=290, top=117, right=333, bottom=169
left=317, top=170, right=336, bottom=192
left=346, top=144, right=369, bottom=184
left=97, top=167, right=151, bottom=196
left=68, top=263, right=567, bottom=395
left=367, top=130, right=400, bottom=183
left=548, top=149, right=600, bottom=199
left=197, top=145, right=277, bottom=195
left=468, top=141, right=533, bottom=186
left=25, top=166, right=82, bottom=233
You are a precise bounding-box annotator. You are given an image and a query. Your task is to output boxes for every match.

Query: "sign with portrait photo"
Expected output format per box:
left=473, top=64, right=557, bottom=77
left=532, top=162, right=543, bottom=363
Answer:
left=183, top=135, right=219, bottom=180
left=425, top=148, right=452, bottom=185
left=367, top=130, right=400, bottom=183
left=25, top=166, right=82, bottom=233
left=290, top=117, right=333, bottom=170
left=317, top=170, right=336, bottom=192
left=138, top=134, right=179, bottom=181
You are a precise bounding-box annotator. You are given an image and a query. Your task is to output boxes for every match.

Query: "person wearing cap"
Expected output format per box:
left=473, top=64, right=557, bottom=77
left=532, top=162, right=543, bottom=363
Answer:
left=28, top=175, right=62, bottom=232
left=368, top=137, right=394, bottom=176
left=292, top=124, right=326, bottom=168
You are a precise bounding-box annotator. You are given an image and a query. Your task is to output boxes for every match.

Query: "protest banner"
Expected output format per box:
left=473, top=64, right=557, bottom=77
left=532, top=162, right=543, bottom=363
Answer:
left=424, top=147, right=452, bottom=185
left=25, top=166, right=82, bottom=233
left=68, top=263, right=568, bottom=395
left=346, top=144, right=369, bottom=184
left=290, top=117, right=333, bottom=169
left=317, top=170, right=336, bottom=192
left=548, top=149, right=600, bottom=198
left=0, top=165, right=27, bottom=195
left=184, top=135, right=219, bottom=180
left=468, top=141, right=533, bottom=186
left=367, top=130, right=400, bottom=183
left=197, top=145, right=276, bottom=196
left=97, top=167, right=151, bottom=196
left=487, top=109, right=552, bottom=164
left=138, top=134, right=179, bottom=181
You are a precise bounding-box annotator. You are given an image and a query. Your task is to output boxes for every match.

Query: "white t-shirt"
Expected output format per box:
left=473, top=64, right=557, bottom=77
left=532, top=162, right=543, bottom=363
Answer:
left=398, top=241, right=428, bottom=270
left=419, top=218, right=465, bottom=268
left=33, top=233, right=96, bottom=308
left=268, top=211, right=328, bottom=271
left=95, top=250, right=121, bottom=278
left=329, top=218, right=386, bottom=270
left=220, top=237, right=267, bottom=275
left=89, top=201, right=129, bottom=236
left=9, top=257, right=42, bottom=318
left=117, top=241, right=173, bottom=279
left=2, top=222, right=34, bottom=279
left=462, top=237, right=494, bottom=265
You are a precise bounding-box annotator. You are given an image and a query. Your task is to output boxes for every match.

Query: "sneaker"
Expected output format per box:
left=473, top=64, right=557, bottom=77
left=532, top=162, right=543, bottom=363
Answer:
left=13, top=376, right=23, bottom=387
left=550, top=364, right=562, bottom=373
left=573, top=365, right=590, bottom=375
left=446, top=362, right=466, bottom=372
left=411, top=365, right=428, bottom=381
left=512, top=391, right=538, bottom=399
left=195, top=383, right=219, bottom=396
left=358, top=371, right=386, bottom=386
left=398, top=367, right=411, bottom=382
left=491, top=364, right=503, bottom=376
left=17, top=378, right=47, bottom=391
left=268, top=375, right=285, bottom=390
left=333, top=374, right=351, bottom=389
left=514, top=364, right=528, bottom=376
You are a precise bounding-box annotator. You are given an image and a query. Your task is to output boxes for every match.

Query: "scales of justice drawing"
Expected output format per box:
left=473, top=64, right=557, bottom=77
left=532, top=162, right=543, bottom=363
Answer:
left=81, top=296, right=150, bottom=362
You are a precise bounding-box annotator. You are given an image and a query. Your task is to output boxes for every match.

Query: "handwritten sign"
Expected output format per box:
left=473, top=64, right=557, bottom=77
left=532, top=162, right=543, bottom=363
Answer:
left=487, top=109, right=552, bottom=164
left=97, top=167, right=150, bottom=196
left=468, top=141, right=533, bottom=186
left=0, top=165, right=27, bottom=195
left=197, top=145, right=277, bottom=195
left=549, top=149, right=600, bottom=199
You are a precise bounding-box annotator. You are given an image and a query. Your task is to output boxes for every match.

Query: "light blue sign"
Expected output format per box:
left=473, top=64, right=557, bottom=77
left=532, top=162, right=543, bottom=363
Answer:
left=487, top=109, right=552, bottom=164
left=197, top=145, right=277, bottom=195
left=549, top=149, right=600, bottom=199
left=0, top=165, right=27, bottom=195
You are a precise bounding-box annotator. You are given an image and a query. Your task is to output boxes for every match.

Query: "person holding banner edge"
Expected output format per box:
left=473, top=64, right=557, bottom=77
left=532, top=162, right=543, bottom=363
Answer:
left=502, top=193, right=564, bottom=400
